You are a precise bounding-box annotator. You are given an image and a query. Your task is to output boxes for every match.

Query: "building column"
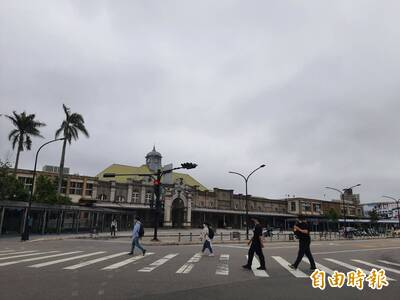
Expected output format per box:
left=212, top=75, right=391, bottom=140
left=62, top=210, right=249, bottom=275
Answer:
left=58, top=210, right=64, bottom=234
left=140, top=185, right=146, bottom=204
left=82, top=177, right=87, bottom=198
left=0, top=207, right=5, bottom=235
left=127, top=180, right=133, bottom=203
left=110, top=181, right=116, bottom=202
left=41, top=210, right=47, bottom=235
left=92, top=182, right=98, bottom=200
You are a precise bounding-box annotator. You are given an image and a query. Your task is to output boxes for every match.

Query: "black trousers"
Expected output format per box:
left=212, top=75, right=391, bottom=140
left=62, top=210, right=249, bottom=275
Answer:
left=247, top=242, right=266, bottom=268
left=293, top=239, right=316, bottom=269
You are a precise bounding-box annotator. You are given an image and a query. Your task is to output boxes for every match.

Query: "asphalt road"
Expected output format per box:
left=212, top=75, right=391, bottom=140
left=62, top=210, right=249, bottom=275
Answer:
left=0, top=237, right=399, bottom=300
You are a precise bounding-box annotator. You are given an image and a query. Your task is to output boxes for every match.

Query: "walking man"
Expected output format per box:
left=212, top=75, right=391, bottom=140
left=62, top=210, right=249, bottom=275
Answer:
left=128, top=217, right=146, bottom=256
left=242, top=218, right=266, bottom=270
left=200, top=223, right=214, bottom=256
left=110, top=218, right=117, bottom=237
left=289, top=215, right=316, bottom=271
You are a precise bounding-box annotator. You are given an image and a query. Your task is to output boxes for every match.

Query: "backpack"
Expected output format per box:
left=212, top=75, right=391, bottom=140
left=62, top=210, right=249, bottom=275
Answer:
left=208, top=227, right=214, bottom=239
left=139, top=224, right=144, bottom=238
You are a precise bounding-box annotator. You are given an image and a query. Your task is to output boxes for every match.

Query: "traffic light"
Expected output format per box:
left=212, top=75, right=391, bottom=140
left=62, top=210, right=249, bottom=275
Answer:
left=181, top=162, right=197, bottom=169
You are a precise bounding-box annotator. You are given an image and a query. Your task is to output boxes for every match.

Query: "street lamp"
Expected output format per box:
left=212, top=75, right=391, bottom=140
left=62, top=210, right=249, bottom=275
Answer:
left=103, top=162, right=197, bottom=241
left=325, top=184, right=361, bottom=238
left=21, top=138, right=66, bottom=241
left=382, top=196, right=400, bottom=229
left=229, top=164, right=266, bottom=240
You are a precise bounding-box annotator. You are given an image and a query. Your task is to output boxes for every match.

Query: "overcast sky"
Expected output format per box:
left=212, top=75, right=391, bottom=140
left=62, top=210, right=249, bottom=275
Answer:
left=1, top=1, right=400, bottom=203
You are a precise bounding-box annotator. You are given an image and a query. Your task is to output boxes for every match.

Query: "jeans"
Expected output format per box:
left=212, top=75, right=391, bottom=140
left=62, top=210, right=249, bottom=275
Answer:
left=247, top=242, right=266, bottom=268
left=202, top=240, right=213, bottom=254
left=293, top=239, right=316, bottom=269
left=131, top=237, right=145, bottom=254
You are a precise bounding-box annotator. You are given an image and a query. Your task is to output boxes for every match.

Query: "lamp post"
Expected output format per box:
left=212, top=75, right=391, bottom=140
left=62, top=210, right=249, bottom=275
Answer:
left=325, top=183, right=361, bottom=238
left=382, top=196, right=400, bottom=229
left=229, top=164, right=266, bottom=240
left=103, top=162, right=197, bottom=241
left=21, top=138, right=66, bottom=241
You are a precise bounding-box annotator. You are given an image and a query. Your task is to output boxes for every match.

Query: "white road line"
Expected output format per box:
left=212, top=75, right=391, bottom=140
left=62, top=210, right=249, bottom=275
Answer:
left=0, top=251, right=83, bottom=266
left=352, top=259, right=400, bottom=275
left=0, top=251, right=37, bottom=256
left=176, top=253, right=202, bottom=274
left=324, top=258, right=395, bottom=281
left=314, top=246, right=400, bottom=255
left=0, top=250, right=15, bottom=254
left=29, top=252, right=106, bottom=268
left=378, top=260, right=400, bottom=268
left=138, top=253, right=178, bottom=272
left=0, top=251, right=58, bottom=261
left=271, top=256, right=308, bottom=278
left=302, top=259, right=334, bottom=275
left=216, top=254, right=229, bottom=276
left=64, top=252, right=127, bottom=270
left=246, top=255, right=269, bottom=277
left=102, top=252, right=154, bottom=270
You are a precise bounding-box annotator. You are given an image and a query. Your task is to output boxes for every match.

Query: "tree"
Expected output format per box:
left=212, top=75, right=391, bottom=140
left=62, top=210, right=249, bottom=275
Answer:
left=55, top=104, right=89, bottom=195
left=325, top=207, right=339, bottom=231
left=368, top=208, right=379, bottom=223
left=34, top=175, right=72, bottom=205
left=0, top=160, right=29, bottom=201
left=5, top=111, right=46, bottom=174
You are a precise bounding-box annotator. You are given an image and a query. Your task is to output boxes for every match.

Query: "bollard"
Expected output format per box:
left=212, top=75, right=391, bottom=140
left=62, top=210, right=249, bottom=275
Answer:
left=190, top=232, right=192, bottom=242
left=230, top=232, right=232, bottom=240
left=178, top=232, right=181, bottom=242
left=220, top=232, right=223, bottom=241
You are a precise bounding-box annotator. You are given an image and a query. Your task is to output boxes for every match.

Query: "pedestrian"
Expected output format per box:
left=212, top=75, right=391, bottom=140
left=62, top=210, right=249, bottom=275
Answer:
left=200, top=223, right=214, bottom=256
left=110, top=218, right=117, bottom=237
left=128, top=217, right=146, bottom=256
left=242, top=218, right=266, bottom=270
left=289, top=215, right=316, bottom=271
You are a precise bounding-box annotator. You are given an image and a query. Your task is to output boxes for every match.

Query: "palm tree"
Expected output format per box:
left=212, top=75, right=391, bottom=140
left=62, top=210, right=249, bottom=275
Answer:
left=55, top=104, right=89, bottom=195
left=5, top=111, right=46, bottom=174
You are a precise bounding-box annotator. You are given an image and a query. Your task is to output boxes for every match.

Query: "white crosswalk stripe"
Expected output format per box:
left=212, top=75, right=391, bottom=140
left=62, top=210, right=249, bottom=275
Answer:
left=64, top=252, right=127, bottom=270
left=102, top=252, right=155, bottom=270
left=0, top=251, right=58, bottom=261
left=302, top=259, right=334, bottom=275
left=246, top=255, right=268, bottom=277
left=216, top=254, right=229, bottom=276
left=271, top=256, right=308, bottom=278
left=29, top=252, right=106, bottom=268
left=378, top=260, right=400, bottom=268
left=0, top=251, right=83, bottom=266
left=138, top=253, right=178, bottom=272
left=351, top=259, right=400, bottom=275
left=324, top=258, right=395, bottom=281
left=0, top=250, right=15, bottom=254
left=0, top=251, right=37, bottom=256
left=176, top=253, right=202, bottom=274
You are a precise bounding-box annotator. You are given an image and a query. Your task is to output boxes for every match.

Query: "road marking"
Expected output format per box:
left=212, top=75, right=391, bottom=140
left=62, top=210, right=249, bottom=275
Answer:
left=0, top=251, right=58, bottom=261
left=378, top=260, right=400, bottom=268
left=314, top=246, right=400, bottom=255
left=271, top=256, right=308, bottom=278
left=64, top=252, right=127, bottom=270
left=176, top=253, right=202, bottom=274
left=216, top=254, right=229, bottom=276
left=324, top=258, right=395, bottom=281
left=29, top=252, right=106, bottom=268
left=102, top=252, right=154, bottom=270
left=0, top=251, right=37, bottom=256
left=246, top=255, right=269, bottom=277
left=0, top=251, right=83, bottom=266
left=138, top=253, right=178, bottom=272
left=352, top=259, right=400, bottom=275
left=302, top=258, right=334, bottom=275
left=0, top=250, right=15, bottom=254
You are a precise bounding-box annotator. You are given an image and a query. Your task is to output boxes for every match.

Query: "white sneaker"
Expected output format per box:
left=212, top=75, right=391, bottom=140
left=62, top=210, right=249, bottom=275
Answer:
left=209, top=253, right=214, bottom=257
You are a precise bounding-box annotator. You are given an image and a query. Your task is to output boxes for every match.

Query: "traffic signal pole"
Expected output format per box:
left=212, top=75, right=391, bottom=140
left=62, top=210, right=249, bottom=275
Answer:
left=152, top=170, right=162, bottom=241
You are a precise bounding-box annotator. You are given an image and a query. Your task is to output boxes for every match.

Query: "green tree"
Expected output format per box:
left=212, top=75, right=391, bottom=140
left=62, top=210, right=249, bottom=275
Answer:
left=325, top=207, right=340, bottom=231
left=34, top=175, right=72, bottom=205
left=55, top=104, right=89, bottom=195
left=5, top=111, right=46, bottom=174
left=368, top=208, right=379, bottom=223
left=0, top=160, right=29, bottom=201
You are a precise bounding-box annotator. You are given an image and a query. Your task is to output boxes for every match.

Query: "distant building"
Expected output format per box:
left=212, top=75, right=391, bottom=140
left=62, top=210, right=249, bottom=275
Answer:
left=331, top=188, right=363, bottom=218
left=362, top=202, right=400, bottom=220
left=42, top=165, right=70, bottom=175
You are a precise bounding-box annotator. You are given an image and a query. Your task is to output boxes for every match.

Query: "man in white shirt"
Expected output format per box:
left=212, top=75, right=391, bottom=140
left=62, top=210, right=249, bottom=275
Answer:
left=128, top=217, right=146, bottom=256
left=200, top=223, right=214, bottom=256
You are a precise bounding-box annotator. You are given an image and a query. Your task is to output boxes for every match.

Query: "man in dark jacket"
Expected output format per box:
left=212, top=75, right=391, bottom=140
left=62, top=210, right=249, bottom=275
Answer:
left=242, top=218, right=266, bottom=270
left=289, top=215, right=316, bottom=270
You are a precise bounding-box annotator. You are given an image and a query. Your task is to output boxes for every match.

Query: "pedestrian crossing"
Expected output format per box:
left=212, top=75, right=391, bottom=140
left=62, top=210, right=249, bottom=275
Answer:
left=0, top=248, right=399, bottom=281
